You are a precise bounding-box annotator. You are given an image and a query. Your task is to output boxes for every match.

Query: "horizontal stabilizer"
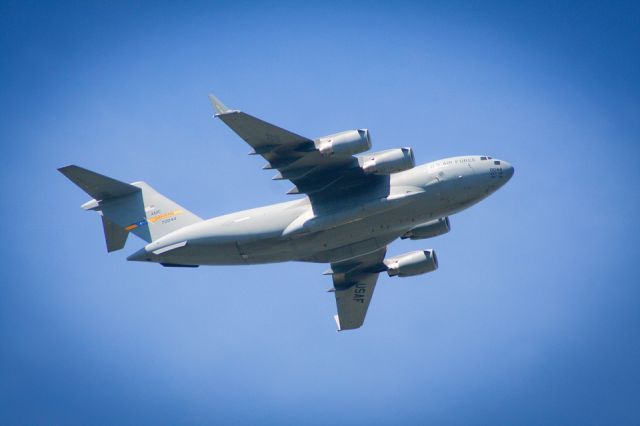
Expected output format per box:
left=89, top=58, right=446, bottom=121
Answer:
left=58, top=165, right=139, bottom=201
left=60, top=165, right=203, bottom=247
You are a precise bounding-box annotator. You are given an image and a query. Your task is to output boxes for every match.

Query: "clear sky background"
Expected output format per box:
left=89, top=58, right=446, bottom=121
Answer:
left=1, top=1, right=639, bottom=424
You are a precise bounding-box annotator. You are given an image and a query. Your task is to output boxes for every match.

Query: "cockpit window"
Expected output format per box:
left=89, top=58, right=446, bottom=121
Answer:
left=480, top=156, right=487, bottom=160
left=494, top=160, right=501, bottom=165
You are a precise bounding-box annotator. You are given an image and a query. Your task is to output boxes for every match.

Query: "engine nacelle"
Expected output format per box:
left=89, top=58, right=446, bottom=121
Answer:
left=385, top=249, right=438, bottom=277
left=401, top=217, right=450, bottom=240
left=360, top=148, right=415, bottom=175
left=316, top=129, right=371, bottom=156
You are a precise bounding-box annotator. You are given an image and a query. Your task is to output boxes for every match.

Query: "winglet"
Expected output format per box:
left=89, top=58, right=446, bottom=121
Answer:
left=208, top=94, right=233, bottom=115
left=334, top=314, right=342, bottom=332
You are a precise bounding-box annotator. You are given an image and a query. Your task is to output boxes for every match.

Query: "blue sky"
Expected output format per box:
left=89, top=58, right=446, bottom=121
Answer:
left=1, top=1, right=639, bottom=424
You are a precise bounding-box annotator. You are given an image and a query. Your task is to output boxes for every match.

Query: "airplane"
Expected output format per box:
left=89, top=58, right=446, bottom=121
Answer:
left=59, top=95, right=514, bottom=331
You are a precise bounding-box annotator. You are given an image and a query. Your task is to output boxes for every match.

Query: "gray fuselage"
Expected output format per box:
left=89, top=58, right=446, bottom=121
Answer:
left=128, top=155, right=514, bottom=266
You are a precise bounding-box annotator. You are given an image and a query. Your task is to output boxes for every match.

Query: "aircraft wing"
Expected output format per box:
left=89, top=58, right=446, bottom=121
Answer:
left=209, top=95, right=384, bottom=202
left=329, top=247, right=387, bottom=331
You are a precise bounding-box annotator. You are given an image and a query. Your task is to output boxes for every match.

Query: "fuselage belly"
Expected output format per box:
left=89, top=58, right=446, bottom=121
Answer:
left=131, top=156, right=513, bottom=266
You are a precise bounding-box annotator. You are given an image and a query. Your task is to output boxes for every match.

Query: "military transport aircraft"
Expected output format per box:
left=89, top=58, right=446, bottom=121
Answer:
left=59, top=95, right=514, bottom=330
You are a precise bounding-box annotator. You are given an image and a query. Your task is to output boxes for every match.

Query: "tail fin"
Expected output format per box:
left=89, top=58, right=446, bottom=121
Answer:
left=59, top=165, right=202, bottom=251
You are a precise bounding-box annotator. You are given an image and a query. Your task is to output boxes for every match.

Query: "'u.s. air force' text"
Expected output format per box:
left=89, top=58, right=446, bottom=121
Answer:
left=353, top=283, right=367, bottom=303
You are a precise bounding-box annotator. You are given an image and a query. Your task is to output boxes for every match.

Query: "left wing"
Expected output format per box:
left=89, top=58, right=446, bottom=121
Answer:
left=209, top=95, right=384, bottom=202
left=329, top=248, right=387, bottom=331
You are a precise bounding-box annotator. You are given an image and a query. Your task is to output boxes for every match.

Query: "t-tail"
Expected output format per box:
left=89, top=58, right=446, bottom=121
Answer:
left=58, top=165, right=202, bottom=252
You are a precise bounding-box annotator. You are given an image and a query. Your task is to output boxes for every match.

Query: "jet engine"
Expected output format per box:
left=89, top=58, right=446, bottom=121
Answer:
left=401, top=217, right=451, bottom=240
left=384, top=249, right=438, bottom=277
left=316, top=129, right=372, bottom=156
left=360, top=148, right=415, bottom=175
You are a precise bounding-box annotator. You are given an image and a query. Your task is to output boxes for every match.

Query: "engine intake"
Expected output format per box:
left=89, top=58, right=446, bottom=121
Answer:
left=316, top=129, right=371, bottom=156
left=360, top=148, right=415, bottom=175
left=385, top=249, right=438, bottom=277
left=401, top=217, right=450, bottom=240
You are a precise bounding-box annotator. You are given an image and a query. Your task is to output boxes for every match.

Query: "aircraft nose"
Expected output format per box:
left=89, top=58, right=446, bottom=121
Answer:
left=502, top=160, right=514, bottom=181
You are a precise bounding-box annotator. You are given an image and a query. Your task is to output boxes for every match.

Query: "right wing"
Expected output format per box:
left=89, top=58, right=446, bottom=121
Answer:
left=329, top=247, right=387, bottom=331
left=209, top=95, right=386, bottom=202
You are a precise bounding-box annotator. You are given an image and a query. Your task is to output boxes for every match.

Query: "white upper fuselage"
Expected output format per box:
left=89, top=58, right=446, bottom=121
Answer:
left=128, top=155, right=514, bottom=266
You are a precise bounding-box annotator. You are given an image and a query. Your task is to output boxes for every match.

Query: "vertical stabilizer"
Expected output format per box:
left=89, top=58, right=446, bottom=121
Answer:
left=126, top=181, right=202, bottom=242
left=59, top=165, right=202, bottom=251
left=101, top=216, right=129, bottom=252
